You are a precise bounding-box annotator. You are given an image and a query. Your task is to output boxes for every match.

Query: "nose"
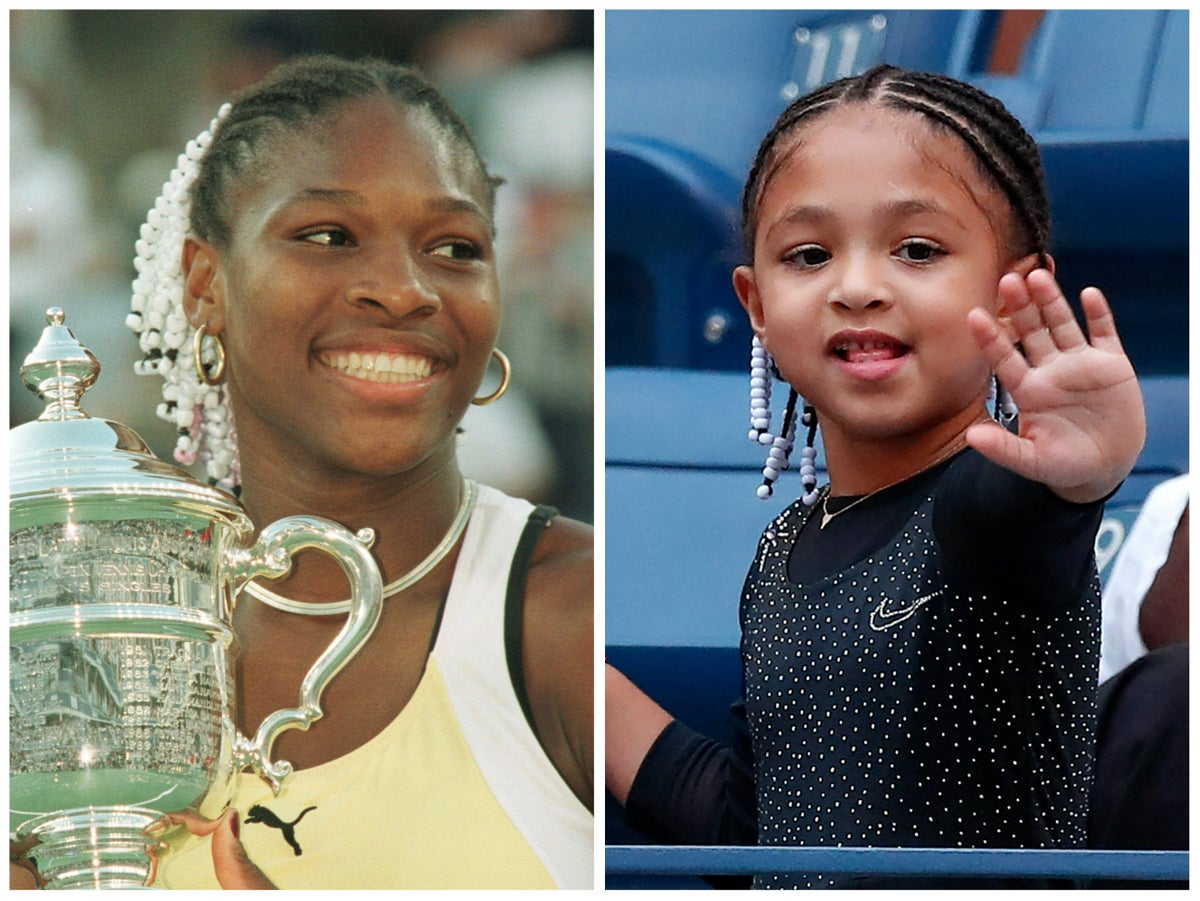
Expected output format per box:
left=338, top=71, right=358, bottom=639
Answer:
left=347, top=243, right=441, bottom=318
left=826, top=251, right=892, bottom=312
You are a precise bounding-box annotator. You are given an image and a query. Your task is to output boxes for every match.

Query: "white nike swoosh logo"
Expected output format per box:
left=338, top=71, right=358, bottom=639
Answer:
left=869, top=590, right=942, bottom=631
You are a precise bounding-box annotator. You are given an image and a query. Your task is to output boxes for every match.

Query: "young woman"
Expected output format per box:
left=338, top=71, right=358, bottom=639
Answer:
left=13, top=55, right=592, bottom=891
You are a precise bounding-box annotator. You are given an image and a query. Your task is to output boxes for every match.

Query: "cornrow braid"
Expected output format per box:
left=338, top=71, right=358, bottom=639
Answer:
left=127, top=55, right=500, bottom=494
left=881, top=69, right=1050, bottom=261
left=741, top=64, right=1050, bottom=263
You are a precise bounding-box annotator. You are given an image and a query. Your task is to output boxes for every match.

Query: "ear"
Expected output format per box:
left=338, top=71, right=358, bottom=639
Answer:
left=994, top=251, right=1056, bottom=332
left=182, top=237, right=227, bottom=333
left=733, top=265, right=767, bottom=341
left=1007, top=250, right=1055, bottom=280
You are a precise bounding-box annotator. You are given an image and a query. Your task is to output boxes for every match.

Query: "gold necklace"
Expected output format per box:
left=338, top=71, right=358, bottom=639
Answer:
left=820, top=490, right=877, bottom=529
left=818, top=432, right=977, bottom=530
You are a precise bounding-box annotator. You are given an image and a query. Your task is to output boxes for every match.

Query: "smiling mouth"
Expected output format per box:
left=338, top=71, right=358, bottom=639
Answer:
left=834, top=338, right=910, bottom=363
left=319, top=350, right=435, bottom=384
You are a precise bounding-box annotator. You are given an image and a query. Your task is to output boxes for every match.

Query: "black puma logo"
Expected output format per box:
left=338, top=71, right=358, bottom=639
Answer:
left=245, top=804, right=317, bottom=856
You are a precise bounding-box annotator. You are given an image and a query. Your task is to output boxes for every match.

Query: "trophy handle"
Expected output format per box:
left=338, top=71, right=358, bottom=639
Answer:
left=224, top=514, right=384, bottom=793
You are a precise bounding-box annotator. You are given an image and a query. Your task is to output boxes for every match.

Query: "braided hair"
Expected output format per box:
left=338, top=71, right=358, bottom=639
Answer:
left=127, top=55, right=500, bottom=494
left=741, top=64, right=1051, bottom=264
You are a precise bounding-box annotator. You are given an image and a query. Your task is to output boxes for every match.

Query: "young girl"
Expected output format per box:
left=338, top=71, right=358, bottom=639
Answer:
left=606, top=64, right=1144, bottom=889
left=11, top=56, right=593, bottom=890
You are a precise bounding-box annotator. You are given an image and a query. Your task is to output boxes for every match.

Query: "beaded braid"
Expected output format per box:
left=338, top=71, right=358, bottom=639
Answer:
left=743, top=64, right=1050, bottom=499
left=126, top=104, right=237, bottom=490
left=749, top=336, right=819, bottom=504
left=126, top=55, right=500, bottom=495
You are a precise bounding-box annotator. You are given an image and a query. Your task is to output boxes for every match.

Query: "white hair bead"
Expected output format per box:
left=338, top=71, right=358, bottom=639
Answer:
left=128, top=102, right=238, bottom=490
left=748, top=334, right=820, bottom=505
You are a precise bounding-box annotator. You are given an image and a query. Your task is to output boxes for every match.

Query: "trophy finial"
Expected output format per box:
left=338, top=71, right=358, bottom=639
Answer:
left=21, top=307, right=102, bottom=421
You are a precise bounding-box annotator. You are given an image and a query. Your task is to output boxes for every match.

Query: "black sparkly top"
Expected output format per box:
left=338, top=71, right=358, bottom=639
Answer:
left=627, top=449, right=1103, bottom=889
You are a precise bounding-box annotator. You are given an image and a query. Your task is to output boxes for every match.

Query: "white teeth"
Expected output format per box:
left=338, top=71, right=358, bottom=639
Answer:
left=322, top=351, right=433, bottom=383
left=839, top=340, right=892, bottom=353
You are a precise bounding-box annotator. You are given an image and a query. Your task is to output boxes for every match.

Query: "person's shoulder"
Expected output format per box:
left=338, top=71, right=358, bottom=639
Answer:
left=475, top=484, right=592, bottom=604
left=531, top=513, right=593, bottom=597
left=520, top=511, right=594, bottom=803
left=537, top=513, right=593, bottom=557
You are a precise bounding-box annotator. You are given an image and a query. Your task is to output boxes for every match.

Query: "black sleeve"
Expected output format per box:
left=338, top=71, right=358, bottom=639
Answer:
left=934, top=451, right=1107, bottom=612
left=624, top=703, right=757, bottom=847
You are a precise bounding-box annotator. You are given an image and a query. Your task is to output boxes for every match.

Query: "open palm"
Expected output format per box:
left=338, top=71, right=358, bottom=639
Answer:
left=965, top=268, right=1146, bottom=504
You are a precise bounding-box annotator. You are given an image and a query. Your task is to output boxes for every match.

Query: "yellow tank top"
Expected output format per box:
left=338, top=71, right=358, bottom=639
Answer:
left=155, top=486, right=593, bottom=889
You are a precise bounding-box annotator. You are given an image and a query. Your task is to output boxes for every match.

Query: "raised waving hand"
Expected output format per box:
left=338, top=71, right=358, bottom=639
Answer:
left=966, top=268, right=1145, bottom=504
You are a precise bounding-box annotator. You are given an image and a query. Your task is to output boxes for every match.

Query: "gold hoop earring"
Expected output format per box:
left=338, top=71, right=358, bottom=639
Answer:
left=193, top=324, right=227, bottom=387
left=471, top=349, right=511, bottom=406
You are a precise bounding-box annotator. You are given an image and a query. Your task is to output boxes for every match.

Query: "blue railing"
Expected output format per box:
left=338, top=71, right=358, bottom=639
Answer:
left=607, top=844, right=1188, bottom=882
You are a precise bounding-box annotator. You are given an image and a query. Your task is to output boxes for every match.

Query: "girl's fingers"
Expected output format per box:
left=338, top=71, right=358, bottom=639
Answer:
left=999, top=272, right=1056, bottom=362
left=1026, top=268, right=1088, bottom=351
left=1079, top=285, right=1125, bottom=353
left=999, top=269, right=1091, bottom=364
left=968, top=307, right=1029, bottom=395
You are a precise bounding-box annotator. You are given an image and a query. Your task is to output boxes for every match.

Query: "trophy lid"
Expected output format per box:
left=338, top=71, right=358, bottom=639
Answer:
left=10, top=307, right=247, bottom=528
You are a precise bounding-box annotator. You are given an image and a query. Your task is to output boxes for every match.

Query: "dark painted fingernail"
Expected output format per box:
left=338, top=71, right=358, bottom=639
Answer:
left=230, top=810, right=240, bottom=840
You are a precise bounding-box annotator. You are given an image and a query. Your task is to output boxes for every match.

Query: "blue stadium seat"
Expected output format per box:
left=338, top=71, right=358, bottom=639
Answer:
left=605, top=137, right=743, bottom=370
left=948, top=10, right=1188, bottom=258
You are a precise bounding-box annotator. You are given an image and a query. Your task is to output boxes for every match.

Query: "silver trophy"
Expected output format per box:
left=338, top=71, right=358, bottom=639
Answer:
left=10, top=309, right=385, bottom=889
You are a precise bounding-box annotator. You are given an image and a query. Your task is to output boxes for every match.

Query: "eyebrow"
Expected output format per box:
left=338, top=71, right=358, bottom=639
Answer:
left=776, top=197, right=947, bottom=221
left=425, top=196, right=489, bottom=220
left=292, top=188, right=366, bottom=206
left=878, top=197, right=950, bottom=219
left=773, top=204, right=832, bottom=226
left=288, top=188, right=488, bottom=221
left=768, top=197, right=964, bottom=236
